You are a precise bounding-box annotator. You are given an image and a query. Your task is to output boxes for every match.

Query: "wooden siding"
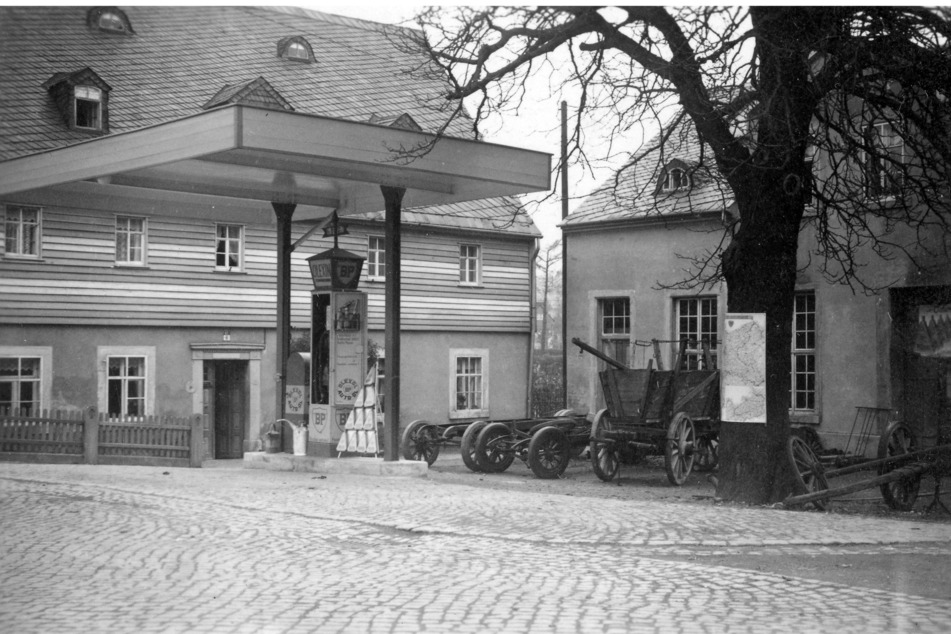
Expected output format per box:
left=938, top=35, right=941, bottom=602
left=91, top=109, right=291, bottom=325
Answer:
left=1, top=203, right=533, bottom=332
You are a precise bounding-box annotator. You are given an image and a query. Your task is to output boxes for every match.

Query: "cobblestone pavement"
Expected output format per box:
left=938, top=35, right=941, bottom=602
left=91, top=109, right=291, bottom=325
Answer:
left=2, top=459, right=951, bottom=633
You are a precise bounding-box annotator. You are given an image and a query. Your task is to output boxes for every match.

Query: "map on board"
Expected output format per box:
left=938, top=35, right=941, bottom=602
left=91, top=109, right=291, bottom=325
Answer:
left=720, top=313, right=767, bottom=423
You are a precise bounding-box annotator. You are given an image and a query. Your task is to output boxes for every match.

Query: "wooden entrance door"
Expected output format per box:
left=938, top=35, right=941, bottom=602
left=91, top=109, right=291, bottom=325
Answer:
left=212, top=360, right=248, bottom=459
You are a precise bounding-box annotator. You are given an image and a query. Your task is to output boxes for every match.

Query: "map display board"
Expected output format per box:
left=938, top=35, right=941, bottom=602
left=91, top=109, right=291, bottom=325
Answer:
left=720, top=313, right=767, bottom=423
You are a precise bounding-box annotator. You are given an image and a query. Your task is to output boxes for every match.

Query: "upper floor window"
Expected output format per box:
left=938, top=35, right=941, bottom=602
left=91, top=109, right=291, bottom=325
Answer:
left=74, top=86, right=102, bottom=130
left=662, top=167, right=690, bottom=192
left=865, top=121, right=904, bottom=199
left=599, top=297, right=631, bottom=368
left=459, top=244, right=481, bottom=286
left=675, top=296, right=718, bottom=370
left=367, top=236, right=385, bottom=279
left=215, top=224, right=244, bottom=272
left=278, top=36, right=314, bottom=63
left=791, top=291, right=817, bottom=412
left=115, top=216, right=146, bottom=266
left=4, top=205, right=41, bottom=258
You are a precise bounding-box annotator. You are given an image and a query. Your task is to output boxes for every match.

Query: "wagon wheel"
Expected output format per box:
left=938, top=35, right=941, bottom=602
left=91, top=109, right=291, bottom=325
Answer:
left=589, top=409, right=619, bottom=482
left=665, top=413, right=696, bottom=486
left=694, top=433, right=719, bottom=472
left=400, top=420, right=441, bottom=465
left=877, top=421, right=920, bottom=512
left=460, top=420, right=488, bottom=472
left=475, top=422, right=516, bottom=473
left=527, top=426, right=571, bottom=479
left=787, top=435, right=829, bottom=511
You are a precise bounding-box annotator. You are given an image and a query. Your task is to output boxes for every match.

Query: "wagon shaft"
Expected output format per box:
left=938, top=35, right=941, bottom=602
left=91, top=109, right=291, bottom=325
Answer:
left=782, top=462, right=932, bottom=508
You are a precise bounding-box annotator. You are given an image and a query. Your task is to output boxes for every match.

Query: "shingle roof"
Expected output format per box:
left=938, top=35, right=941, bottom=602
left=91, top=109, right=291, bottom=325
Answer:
left=0, top=6, right=538, bottom=237
left=352, top=196, right=542, bottom=238
left=564, top=118, right=735, bottom=228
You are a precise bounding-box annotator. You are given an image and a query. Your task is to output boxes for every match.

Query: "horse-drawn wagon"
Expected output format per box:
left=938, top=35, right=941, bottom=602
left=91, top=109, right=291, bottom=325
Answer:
left=574, top=338, right=720, bottom=486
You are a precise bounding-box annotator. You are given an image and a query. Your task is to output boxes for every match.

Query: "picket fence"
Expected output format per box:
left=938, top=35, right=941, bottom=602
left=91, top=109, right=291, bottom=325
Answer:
left=0, top=407, right=204, bottom=468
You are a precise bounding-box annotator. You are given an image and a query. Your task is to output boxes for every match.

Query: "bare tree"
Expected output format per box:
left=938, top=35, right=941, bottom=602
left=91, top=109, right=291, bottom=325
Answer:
left=537, top=239, right=562, bottom=352
left=402, top=7, right=951, bottom=503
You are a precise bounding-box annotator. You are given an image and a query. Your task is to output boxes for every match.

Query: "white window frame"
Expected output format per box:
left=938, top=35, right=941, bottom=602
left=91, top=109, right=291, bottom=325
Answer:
left=598, top=297, right=632, bottom=368
left=791, top=291, right=818, bottom=414
left=215, top=223, right=244, bottom=272
left=449, top=349, right=489, bottom=419
left=459, top=243, right=482, bottom=286
left=367, top=235, right=385, bottom=280
left=675, top=296, right=719, bottom=370
left=865, top=120, right=905, bottom=200
left=3, top=205, right=42, bottom=258
left=115, top=215, right=147, bottom=266
left=74, top=85, right=102, bottom=131
left=97, top=346, right=156, bottom=419
left=0, top=347, right=52, bottom=414
left=662, top=167, right=689, bottom=192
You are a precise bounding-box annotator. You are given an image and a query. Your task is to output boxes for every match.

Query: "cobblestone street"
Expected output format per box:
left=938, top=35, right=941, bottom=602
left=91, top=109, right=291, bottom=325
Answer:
left=2, top=458, right=951, bottom=633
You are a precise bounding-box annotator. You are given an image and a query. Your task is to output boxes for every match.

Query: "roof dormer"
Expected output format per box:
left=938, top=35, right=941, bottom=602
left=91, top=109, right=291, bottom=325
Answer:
left=277, top=36, right=314, bottom=63
left=655, top=159, right=693, bottom=195
left=43, top=68, right=112, bottom=134
left=87, top=7, right=134, bottom=34
left=367, top=112, right=423, bottom=132
left=203, top=77, right=295, bottom=112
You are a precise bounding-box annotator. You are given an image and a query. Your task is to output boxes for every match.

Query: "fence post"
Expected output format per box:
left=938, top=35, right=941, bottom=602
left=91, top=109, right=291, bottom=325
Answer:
left=83, top=407, right=99, bottom=465
left=189, top=414, right=203, bottom=468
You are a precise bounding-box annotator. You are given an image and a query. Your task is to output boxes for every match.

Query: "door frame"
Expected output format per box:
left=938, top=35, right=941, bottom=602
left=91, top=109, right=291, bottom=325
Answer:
left=191, top=343, right=264, bottom=453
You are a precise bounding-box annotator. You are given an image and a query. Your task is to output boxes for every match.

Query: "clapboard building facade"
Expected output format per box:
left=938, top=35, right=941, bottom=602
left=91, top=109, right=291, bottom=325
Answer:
left=0, top=6, right=541, bottom=457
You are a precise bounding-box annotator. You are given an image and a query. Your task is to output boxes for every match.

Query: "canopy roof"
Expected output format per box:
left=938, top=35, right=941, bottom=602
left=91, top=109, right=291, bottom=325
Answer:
left=0, top=105, right=551, bottom=222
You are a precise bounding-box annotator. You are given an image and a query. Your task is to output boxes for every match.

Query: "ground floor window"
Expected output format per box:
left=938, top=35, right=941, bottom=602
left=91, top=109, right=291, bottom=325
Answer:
left=675, top=296, right=718, bottom=370
left=450, top=349, right=488, bottom=418
left=791, top=291, right=817, bottom=411
left=98, top=346, right=155, bottom=418
left=598, top=297, right=631, bottom=367
left=0, top=357, right=41, bottom=414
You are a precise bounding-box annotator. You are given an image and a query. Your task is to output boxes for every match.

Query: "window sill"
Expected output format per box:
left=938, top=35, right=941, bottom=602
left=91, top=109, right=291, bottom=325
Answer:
left=450, top=409, right=488, bottom=420
left=365, top=276, right=385, bottom=284
left=114, top=263, right=149, bottom=269
left=214, top=268, right=246, bottom=274
left=789, top=411, right=820, bottom=425
left=2, top=254, right=45, bottom=262
left=458, top=283, right=484, bottom=289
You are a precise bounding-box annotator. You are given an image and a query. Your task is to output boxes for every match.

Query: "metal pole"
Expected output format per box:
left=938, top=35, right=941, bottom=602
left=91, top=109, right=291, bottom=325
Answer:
left=272, top=202, right=296, bottom=429
left=381, top=186, right=405, bottom=461
left=560, top=101, right=569, bottom=409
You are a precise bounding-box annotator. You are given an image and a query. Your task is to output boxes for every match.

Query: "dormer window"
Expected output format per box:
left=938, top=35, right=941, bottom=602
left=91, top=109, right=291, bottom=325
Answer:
left=43, top=68, right=111, bottom=134
left=75, top=86, right=102, bottom=130
left=277, top=37, right=314, bottom=63
left=87, top=7, right=134, bottom=34
left=662, top=167, right=689, bottom=192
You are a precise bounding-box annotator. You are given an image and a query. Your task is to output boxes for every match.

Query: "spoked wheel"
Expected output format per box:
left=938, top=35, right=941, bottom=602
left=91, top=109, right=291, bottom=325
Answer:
left=475, top=422, right=516, bottom=473
left=787, top=435, right=829, bottom=511
left=460, top=420, right=488, bottom=472
left=527, top=426, right=571, bottom=479
left=877, top=421, right=921, bottom=512
left=590, top=409, right=619, bottom=482
left=694, top=434, right=719, bottom=472
left=665, top=412, right=696, bottom=486
left=400, top=419, right=441, bottom=465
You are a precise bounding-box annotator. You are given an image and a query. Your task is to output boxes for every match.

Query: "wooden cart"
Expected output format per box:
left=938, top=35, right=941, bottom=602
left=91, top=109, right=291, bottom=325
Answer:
left=574, top=338, right=720, bottom=486
left=400, top=409, right=589, bottom=478
left=472, top=410, right=592, bottom=479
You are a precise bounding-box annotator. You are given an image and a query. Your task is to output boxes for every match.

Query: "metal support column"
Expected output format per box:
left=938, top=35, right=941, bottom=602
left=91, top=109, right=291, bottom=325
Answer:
left=381, top=186, right=405, bottom=461
left=272, top=202, right=296, bottom=425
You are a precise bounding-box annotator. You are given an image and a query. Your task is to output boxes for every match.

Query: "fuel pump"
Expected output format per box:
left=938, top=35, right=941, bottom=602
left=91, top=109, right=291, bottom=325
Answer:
left=306, top=243, right=367, bottom=455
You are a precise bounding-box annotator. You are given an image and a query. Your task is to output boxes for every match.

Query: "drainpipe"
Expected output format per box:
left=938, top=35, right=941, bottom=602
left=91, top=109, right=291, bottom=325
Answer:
left=528, top=237, right=540, bottom=417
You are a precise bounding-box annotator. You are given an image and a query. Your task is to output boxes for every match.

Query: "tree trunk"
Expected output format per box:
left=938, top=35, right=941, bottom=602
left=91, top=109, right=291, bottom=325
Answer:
left=716, top=182, right=803, bottom=504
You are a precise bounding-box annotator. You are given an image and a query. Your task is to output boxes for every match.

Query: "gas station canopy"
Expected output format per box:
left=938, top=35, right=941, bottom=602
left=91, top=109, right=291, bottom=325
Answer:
left=0, top=104, right=552, bottom=219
